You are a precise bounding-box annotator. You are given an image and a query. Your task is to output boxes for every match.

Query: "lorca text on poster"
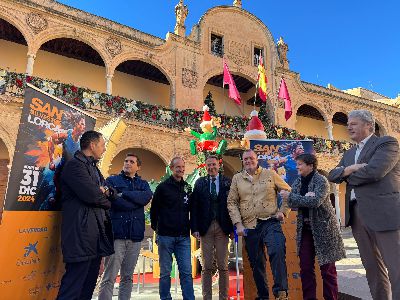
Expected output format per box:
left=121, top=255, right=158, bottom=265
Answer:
left=28, top=97, right=64, bottom=133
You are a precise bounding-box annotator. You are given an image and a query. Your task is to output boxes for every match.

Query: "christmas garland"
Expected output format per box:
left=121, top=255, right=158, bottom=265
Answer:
left=0, top=69, right=351, bottom=154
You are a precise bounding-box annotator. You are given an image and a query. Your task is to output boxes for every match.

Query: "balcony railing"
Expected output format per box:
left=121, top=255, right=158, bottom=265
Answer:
left=0, top=69, right=351, bottom=154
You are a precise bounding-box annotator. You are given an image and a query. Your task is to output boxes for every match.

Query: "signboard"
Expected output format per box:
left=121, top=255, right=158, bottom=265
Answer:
left=0, top=84, right=96, bottom=299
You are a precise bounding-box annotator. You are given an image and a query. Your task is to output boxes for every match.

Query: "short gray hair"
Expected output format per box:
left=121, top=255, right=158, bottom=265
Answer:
left=170, top=156, right=184, bottom=167
left=348, top=110, right=375, bottom=132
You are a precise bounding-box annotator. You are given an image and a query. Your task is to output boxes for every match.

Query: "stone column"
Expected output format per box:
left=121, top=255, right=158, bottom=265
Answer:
left=170, top=83, right=176, bottom=109
left=26, top=53, right=36, bottom=75
left=326, top=121, right=334, bottom=140
left=106, top=74, right=113, bottom=95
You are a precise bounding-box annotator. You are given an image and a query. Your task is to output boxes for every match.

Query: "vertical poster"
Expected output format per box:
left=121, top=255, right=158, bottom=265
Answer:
left=245, top=139, right=322, bottom=300
left=0, top=84, right=96, bottom=299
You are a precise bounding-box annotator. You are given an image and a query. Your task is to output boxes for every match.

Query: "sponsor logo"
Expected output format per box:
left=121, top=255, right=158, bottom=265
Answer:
left=16, top=241, right=40, bottom=267
left=18, top=227, right=48, bottom=234
left=24, top=241, right=38, bottom=257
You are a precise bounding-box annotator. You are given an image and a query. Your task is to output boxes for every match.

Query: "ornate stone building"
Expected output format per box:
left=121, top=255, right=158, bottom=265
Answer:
left=0, top=0, right=399, bottom=224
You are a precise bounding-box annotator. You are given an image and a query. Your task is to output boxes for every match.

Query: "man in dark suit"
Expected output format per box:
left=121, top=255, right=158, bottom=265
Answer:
left=328, top=109, right=400, bottom=300
left=191, top=155, right=233, bottom=300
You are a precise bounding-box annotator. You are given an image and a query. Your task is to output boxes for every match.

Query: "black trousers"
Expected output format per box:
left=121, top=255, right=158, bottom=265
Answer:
left=57, top=257, right=102, bottom=300
left=244, top=219, right=288, bottom=299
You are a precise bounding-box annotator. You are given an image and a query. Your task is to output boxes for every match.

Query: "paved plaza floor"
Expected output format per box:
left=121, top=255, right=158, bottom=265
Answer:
left=92, top=228, right=372, bottom=300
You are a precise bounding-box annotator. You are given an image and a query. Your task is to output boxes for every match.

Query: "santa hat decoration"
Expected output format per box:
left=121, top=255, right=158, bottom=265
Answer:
left=200, top=105, right=212, bottom=127
left=244, top=110, right=267, bottom=138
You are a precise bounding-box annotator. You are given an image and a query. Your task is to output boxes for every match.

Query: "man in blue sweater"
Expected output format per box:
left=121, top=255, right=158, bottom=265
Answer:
left=98, top=153, right=153, bottom=300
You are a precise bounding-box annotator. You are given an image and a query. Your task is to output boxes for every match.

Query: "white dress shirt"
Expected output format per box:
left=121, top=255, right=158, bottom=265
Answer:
left=350, top=133, right=373, bottom=201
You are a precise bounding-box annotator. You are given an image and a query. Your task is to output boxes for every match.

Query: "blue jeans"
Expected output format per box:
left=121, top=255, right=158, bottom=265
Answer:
left=244, top=218, right=288, bottom=299
left=157, top=235, right=194, bottom=300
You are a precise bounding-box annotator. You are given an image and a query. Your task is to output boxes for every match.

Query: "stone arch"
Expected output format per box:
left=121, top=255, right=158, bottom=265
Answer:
left=110, top=53, right=174, bottom=87
left=222, top=154, right=242, bottom=179
left=33, top=27, right=110, bottom=70
left=294, top=103, right=328, bottom=123
left=221, top=160, right=236, bottom=179
left=0, top=12, right=32, bottom=46
left=332, top=112, right=348, bottom=125
left=332, top=111, right=349, bottom=141
left=110, top=53, right=174, bottom=108
left=294, top=103, right=329, bottom=138
left=201, top=66, right=257, bottom=92
left=201, top=67, right=260, bottom=116
left=109, top=147, right=167, bottom=182
left=0, top=124, right=14, bottom=162
left=0, top=128, right=11, bottom=219
left=374, top=119, right=386, bottom=137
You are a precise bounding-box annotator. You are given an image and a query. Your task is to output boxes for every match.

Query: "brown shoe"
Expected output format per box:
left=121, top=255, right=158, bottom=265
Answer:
left=275, top=291, right=288, bottom=300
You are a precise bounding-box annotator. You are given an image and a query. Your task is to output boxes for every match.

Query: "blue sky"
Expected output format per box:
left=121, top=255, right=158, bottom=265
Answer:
left=58, top=0, right=399, bottom=98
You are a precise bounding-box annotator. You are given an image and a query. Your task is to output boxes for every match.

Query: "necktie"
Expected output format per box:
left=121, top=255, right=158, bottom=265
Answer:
left=211, top=177, right=217, bottom=199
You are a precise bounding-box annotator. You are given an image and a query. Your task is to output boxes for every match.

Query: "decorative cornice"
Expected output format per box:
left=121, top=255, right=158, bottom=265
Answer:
left=167, top=32, right=201, bottom=50
left=12, top=0, right=166, bottom=47
left=301, top=81, right=400, bottom=115
left=274, top=67, right=400, bottom=116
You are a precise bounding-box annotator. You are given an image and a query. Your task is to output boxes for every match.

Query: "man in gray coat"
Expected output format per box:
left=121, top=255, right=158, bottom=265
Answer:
left=328, top=109, right=400, bottom=300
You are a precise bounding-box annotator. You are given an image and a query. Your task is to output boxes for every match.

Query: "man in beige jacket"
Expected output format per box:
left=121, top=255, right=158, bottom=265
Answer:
left=228, top=149, right=291, bottom=300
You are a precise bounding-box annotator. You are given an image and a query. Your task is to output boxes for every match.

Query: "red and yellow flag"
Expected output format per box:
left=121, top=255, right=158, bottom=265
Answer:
left=257, top=55, right=268, bottom=102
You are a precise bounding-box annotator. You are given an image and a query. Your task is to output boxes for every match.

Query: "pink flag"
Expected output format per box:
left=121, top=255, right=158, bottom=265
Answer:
left=278, top=78, right=292, bottom=121
left=223, top=59, right=241, bottom=105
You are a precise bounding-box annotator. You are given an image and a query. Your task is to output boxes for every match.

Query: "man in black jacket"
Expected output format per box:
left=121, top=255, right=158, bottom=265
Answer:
left=57, top=131, right=115, bottom=300
left=191, top=155, right=233, bottom=300
left=150, top=156, right=195, bottom=300
left=98, top=153, right=152, bottom=300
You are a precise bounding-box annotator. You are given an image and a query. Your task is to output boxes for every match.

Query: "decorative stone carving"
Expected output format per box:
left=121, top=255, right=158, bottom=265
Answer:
left=174, top=0, right=188, bottom=37
left=227, top=40, right=250, bottom=66
left=277, top=37, right=289, bottom=69
left=105, top=37, right=122, bottom=57
left=323, top=100, right=333, bottom=115
left=26, top=12, right=48, bottom=34
left=391, top=119, right=400, bottom=133
left=182, top=68, right=198, bottom=88
left=233, top=0, right=242, bottom=8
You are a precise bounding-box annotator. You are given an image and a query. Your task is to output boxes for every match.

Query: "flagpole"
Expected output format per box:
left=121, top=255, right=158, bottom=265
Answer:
left=254, top=82, right=257, bottom=111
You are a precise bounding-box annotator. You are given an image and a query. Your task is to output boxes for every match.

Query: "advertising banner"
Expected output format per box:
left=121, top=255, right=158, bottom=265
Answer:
left=244, top=139, right=322, bottom=300
left=0, top=84, right=96, bottom=299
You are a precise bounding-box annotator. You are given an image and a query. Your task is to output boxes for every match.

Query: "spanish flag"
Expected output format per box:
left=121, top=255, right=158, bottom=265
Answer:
left=257, top=55, right=268, bottom=102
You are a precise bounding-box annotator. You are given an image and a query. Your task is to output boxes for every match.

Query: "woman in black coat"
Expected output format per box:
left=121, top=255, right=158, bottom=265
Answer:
left=281, top=153, right=345, bottom=300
